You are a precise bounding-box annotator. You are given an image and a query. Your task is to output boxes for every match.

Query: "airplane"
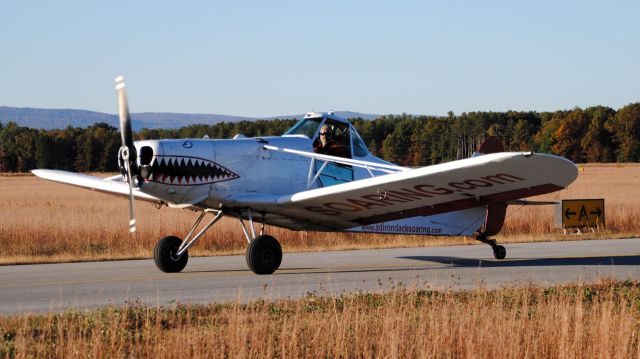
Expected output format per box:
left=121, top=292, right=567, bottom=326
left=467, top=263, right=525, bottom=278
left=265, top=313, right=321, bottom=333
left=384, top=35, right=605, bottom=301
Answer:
left=32, top=77, right=578, bottom=275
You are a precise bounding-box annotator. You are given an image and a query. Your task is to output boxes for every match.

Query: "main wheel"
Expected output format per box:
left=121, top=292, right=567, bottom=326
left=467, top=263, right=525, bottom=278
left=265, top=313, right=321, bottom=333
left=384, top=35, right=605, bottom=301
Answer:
left=246, top=235, right=282, bottom=275
left=493, top=245, right=507, bottom=260
left=154, top=236, right=189, bottom=273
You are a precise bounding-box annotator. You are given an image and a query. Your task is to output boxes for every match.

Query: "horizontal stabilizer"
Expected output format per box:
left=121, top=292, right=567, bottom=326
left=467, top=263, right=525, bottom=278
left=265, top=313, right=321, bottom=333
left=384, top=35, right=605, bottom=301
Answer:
left=507, top=199, right=560, bottom=206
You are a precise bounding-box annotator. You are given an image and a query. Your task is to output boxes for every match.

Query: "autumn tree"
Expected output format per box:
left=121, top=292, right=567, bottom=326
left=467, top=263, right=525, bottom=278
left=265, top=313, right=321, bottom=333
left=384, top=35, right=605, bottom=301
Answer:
left=552, top=108, right=590, bottom=162
left=606, top=103, right=640, bottom=162
left=2, top=104, right=639, bottom=174
left=581, top=106, right=615, bottom=162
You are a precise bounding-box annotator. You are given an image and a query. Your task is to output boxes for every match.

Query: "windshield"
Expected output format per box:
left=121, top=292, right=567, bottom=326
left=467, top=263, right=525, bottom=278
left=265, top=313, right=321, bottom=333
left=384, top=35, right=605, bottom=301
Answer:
left=283, top=117, right=323, bottom=138
left=351, top=128, right=369, bottom=157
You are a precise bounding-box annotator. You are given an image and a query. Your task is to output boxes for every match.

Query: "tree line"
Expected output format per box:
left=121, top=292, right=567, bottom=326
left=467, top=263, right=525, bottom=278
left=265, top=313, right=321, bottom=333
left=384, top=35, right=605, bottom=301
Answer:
left=0, top=103, right=639, bottom=172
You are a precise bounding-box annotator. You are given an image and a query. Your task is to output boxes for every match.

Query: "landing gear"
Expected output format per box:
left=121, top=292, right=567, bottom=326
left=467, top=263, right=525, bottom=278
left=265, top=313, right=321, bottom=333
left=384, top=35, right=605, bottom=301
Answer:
left=154, top=209, right=223, bottom=273
left=239, top=210, right=282, bottom=275
left=476, top=233, right=507, bottom=260
left=152, top=208, right=283, bottom=275
left=246, top=235, right=282, bottom=275
left=154, top=236, right=189, bottom=272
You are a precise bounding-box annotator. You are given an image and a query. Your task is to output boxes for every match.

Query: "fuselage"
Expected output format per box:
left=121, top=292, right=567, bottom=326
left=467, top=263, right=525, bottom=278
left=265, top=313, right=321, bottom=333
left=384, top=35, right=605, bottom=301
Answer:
left=130, top=112, right=389, bottom=209
left=127, top=113, right=495, bottom=236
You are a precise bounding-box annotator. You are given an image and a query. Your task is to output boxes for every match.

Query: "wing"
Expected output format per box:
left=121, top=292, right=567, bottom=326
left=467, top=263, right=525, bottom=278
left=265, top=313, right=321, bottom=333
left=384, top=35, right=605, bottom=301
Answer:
left=260, top=152, right=577, bottom=230
left=31, top=169, right=165, bottom=204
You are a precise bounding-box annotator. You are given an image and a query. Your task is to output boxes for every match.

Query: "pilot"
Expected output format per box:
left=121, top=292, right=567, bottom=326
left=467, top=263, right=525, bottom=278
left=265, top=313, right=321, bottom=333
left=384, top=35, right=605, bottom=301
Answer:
left=313, top=124, right=350, bottom=158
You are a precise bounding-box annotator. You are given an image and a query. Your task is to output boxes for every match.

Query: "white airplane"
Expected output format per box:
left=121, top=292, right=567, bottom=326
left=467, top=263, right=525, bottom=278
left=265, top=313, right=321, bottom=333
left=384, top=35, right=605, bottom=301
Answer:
left=32, top=77, right=578, bottom=274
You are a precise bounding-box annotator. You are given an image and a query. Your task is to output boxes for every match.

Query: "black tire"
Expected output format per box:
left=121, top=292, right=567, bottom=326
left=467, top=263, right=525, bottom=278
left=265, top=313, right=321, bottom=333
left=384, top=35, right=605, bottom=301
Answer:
left=154, top=236, right=189, bottom=273
left=246, top=235, right=282, bottom=275
left=493, top=245, right=507, bottom=260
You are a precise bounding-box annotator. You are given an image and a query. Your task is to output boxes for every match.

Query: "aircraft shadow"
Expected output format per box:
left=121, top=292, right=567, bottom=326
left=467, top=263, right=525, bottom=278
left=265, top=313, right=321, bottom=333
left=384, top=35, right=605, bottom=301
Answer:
left=275, top=255, right=640, bottom=276
left=185, top=255, right=640, bottom=275
left=398, top=255, right=640, bottom=268
left=276, top=266, right=440, bottom=276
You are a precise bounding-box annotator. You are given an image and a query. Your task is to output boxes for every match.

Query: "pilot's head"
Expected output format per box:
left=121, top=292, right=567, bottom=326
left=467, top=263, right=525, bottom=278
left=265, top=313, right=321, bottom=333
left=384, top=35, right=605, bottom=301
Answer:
left=319, top=125, right=333, bottom=146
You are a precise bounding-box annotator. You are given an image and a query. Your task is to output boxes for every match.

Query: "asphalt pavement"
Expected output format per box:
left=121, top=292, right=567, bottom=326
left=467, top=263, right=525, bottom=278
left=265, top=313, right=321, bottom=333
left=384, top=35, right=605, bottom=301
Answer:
left=1, top=238, right=639, bottom=315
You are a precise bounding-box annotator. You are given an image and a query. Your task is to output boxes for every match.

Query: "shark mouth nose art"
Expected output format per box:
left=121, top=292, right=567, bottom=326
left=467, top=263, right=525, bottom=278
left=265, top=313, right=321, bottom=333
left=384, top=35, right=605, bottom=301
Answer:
left=145, top=155, right=239, bottom=185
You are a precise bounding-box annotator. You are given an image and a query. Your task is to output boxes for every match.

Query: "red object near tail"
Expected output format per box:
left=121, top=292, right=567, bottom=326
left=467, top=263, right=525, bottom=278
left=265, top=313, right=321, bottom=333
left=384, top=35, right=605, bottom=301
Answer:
left=485, top=203, right=507, bottom=236
left=478, top=136, right=507, bottom=236
left=477, top=136, right=504, bottom=154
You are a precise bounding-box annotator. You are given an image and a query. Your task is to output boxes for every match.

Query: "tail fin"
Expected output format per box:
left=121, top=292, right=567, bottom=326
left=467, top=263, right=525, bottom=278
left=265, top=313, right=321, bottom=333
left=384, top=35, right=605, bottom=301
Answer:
left=472, top=136, right=504, bottom=157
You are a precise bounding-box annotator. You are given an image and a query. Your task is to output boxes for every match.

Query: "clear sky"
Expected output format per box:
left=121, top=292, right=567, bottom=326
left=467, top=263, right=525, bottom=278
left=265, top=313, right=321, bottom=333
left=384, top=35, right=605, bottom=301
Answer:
left=1, top=0, right=638, bottom=117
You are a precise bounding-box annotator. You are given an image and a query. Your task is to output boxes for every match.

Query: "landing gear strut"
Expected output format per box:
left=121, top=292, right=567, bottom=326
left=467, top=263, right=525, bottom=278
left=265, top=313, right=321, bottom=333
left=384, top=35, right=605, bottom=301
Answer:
left=476, top=232, right=507, bottom=260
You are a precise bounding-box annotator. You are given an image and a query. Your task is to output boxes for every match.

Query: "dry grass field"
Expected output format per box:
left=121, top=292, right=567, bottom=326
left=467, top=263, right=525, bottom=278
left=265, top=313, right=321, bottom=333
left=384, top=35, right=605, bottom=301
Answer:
left=0, top=164, right=638, bottom=265
left=0, top=279, right=638, bottom=357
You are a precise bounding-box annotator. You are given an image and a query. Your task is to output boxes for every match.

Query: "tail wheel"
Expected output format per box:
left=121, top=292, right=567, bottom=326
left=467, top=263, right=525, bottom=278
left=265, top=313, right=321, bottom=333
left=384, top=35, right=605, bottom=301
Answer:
left=246, top=235, right=282, bottom=275
left=493, top=245, right=507, bottom=260
left=154, top=236, right=189, bottom=273
left=476, top=232, right=507, bottom=260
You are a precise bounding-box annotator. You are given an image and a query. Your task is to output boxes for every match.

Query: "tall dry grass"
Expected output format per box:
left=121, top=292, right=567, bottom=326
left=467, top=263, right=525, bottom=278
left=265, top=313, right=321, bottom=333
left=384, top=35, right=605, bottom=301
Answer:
left=500, top=163, right=640, bottom=240
left=0, top=164, right=639, bottom=265
left=1, top=279, right=638, bottom=358
left=0, top=175, right=461, bottom=264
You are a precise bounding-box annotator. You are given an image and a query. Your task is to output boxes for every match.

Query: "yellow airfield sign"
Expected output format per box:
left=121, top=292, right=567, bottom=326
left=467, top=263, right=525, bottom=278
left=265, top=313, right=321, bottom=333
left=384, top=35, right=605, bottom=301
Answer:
left=560, top=199, right=605, bottom=228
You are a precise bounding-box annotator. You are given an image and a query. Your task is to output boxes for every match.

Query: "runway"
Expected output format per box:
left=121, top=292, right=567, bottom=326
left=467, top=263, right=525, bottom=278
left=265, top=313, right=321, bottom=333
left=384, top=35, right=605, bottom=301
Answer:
left=1, top=238, right=639, bottom=315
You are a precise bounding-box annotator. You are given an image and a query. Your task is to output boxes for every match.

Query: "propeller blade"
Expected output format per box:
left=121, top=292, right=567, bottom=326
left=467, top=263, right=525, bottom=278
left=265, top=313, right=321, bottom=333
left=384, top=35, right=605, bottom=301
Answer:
left=115, top=75, right=137, bottom=233
left=126, top=163, right=137, bottom=233
left=115, top=76, right=135, bottom=161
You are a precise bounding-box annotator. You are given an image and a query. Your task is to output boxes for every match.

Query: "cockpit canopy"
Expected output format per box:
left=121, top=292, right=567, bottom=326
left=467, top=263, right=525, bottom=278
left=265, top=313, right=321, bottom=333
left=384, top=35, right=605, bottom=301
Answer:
left=283, top=112, right=370, bottom=158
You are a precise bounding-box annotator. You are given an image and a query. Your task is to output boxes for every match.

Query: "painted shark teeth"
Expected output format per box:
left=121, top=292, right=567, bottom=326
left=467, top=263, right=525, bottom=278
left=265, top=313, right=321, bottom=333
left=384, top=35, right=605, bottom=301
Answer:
left=148, top=156, right=239, bottom=186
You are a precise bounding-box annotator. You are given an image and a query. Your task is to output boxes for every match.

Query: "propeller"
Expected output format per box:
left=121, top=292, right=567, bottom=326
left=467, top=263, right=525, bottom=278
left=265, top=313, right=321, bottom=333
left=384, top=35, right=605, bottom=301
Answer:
left=115, top=76, right=138, bottom=233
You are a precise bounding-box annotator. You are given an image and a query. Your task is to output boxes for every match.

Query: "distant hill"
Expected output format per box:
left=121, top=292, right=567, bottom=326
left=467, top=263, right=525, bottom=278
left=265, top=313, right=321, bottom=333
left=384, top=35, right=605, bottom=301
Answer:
left=0, top=106, right=381, bottom=130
